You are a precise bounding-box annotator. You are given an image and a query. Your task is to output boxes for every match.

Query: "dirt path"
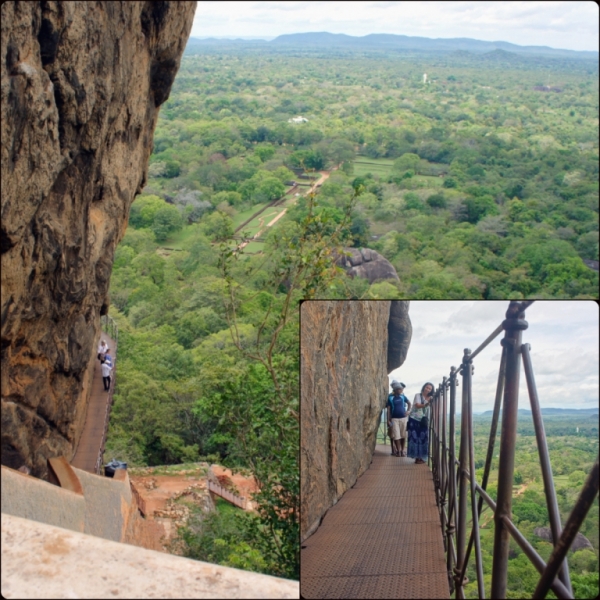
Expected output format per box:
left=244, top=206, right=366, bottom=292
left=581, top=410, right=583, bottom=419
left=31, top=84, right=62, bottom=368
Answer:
left=266, top=209, right=287, bottom=227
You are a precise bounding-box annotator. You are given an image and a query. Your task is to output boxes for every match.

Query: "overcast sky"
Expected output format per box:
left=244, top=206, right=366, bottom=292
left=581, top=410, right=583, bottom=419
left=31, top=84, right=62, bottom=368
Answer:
left=389, top=301, right=599, bottom=413
left=191, top=1, right=599, bottom=52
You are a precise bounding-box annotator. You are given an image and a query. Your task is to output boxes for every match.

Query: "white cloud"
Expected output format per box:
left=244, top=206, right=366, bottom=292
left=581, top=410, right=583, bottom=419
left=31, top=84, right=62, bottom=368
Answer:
left=191, top=1, right=598, bottom=51
left=390, top=301, right=599, bottom=412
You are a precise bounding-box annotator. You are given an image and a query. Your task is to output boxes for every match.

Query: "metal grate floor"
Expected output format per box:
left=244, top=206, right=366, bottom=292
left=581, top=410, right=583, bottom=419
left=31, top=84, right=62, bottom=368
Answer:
left=301, top=445, right=450, bottom=599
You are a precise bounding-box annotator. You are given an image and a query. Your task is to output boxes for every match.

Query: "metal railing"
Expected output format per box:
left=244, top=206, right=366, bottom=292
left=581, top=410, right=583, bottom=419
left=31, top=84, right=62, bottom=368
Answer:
left=208, top=479, right=247, bottom=509
left=426, top=300, right=599, bottom=599
left=95, top=314, right=119, bottom=475
left=377, top=411, right=391, bottom=446
left=100, top=314, right=119, bottom=346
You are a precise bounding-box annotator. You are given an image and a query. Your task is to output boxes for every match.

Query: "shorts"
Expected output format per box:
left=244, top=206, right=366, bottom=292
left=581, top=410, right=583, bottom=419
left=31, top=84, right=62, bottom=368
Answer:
left=390, top=417, right=408, bottom=440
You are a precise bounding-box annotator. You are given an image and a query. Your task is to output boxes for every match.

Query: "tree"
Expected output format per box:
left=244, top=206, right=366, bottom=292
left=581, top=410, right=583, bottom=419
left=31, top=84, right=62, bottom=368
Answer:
left=254, top=177, right=285, bottom=204
left=569, top=549, right=598, bottom=574
left=393, top=153, right=420, bottom=175
left=151, top=205, right=183, bottom=242
left=254, top=145, right=276, bottom=162
left=129, top=195, right=167, bottom=229
left=404, top=192, right=425, bottom=211
left=427, top=193, right=447, bottom=209
left=461, top=195, right=499, bottom=224
left=203, top=211, right=234, bottom=242
left=323, top=138, right=355, bottom=166
left=164, top=160, right=181, bottom=178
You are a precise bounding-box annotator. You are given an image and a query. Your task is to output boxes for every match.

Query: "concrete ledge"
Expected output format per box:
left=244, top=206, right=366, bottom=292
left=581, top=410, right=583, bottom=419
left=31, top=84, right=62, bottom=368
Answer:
left=1, top=513, right=300, bottom=599
left=71, top=466, right=132, bottom=542
left=1, top=466, right=85, bottom=533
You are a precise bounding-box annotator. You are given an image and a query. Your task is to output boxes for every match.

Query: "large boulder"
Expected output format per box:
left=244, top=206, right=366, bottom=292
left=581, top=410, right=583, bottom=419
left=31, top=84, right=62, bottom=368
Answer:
left=1, top=1, right=196, bottom=479
left=300, top=301, right=411, bottom=541
left=337, top=247, right=399, bottom=283
left=534, top=527, right=593, bottom=552
left=388, top=300, right=411, bottom=373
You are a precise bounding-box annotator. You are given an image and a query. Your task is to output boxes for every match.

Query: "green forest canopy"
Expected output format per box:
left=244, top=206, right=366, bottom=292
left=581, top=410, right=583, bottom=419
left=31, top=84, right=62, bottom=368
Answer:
left=105, top=43, right=598, bottom=582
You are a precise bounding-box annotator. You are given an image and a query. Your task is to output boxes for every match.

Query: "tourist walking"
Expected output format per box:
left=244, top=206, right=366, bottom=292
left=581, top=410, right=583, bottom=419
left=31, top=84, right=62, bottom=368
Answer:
left=387, top=381, right=411, bottom=457
left=407, top=382, right=434, bottom=464
left=103, top=349, right=113, bottom=368
left=97, top=339, right=107, bottom=362
left=101, top=360, right=112, bottom=392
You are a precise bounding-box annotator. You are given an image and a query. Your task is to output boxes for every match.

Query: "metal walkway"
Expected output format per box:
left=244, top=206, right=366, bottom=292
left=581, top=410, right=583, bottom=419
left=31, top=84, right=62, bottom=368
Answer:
left=71, top=333, right=116, bottom=473
left=301, top=445, right=450, bottom=599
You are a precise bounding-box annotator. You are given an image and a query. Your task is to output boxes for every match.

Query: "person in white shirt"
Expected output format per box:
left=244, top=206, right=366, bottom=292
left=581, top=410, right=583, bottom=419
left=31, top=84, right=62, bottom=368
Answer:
left=97, top=340, right=108, bottom=362
left=101, top=360, right=112, bottom=391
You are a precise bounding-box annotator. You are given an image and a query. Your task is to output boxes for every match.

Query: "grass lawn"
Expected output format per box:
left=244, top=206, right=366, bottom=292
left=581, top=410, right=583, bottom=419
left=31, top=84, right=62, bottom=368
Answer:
left=353, top=158, right=393, bottom=179
left=238, top=221, right=264, bottom=237
left=241, top=240, right=265, bottom=254
left=214, top=496, right=243, bottom=516
left=159, top=223, right=203, bottom=250
left=232, top=202, right=270, bottom=228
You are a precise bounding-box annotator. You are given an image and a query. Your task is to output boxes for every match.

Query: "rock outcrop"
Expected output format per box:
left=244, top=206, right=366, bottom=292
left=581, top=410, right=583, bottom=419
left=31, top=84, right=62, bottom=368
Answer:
left=534, top=527, right=593, bottom=552
left=337, top=247, right=399, bottom=283
left=1, top=1, right=196, bottom=479
left=300, top=301, right=411, bottom=541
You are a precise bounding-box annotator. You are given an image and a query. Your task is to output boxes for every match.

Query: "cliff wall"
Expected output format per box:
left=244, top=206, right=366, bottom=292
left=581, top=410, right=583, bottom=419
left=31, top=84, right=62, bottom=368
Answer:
left=1, top=1, right=196, bottom=479
left=300, top=301, right=411, bottom=541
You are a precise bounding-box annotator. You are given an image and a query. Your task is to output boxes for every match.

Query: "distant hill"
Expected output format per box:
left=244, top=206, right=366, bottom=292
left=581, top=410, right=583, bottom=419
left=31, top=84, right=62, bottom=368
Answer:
left=270, top=32, right=598, bottom=60
left=476, top=408, right=599, bottom=417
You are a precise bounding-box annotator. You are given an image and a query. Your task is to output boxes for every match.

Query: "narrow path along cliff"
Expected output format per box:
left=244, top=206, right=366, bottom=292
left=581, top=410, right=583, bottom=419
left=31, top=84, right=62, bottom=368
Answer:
left=71, top=333, right=117, bottom=473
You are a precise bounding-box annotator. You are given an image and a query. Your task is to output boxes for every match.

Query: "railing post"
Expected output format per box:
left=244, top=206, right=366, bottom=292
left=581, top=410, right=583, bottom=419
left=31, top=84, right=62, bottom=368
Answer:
left=440, top=377, right=448, bottom=552
left=491, top=301, right=528, bottom=599
left=465, top=351, right=485, bottom=598
left=522, top=343, right=572, bottom=595
left=447, top=366, right=458, bottom=596
left=455, top=348, right=470, bottom=597
left=462, top=344, right=507, bottom=586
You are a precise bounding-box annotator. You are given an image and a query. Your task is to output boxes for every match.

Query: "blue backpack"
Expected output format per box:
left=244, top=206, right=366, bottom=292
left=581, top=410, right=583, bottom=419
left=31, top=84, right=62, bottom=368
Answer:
left=388, top=393, right=407, bottom=418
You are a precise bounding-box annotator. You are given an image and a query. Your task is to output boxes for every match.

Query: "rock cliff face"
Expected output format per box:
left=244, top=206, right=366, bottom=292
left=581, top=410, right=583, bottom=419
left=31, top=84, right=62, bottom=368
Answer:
left=300, top=301, right=411, bottom=541
left=1, top=1, right=196, bottom=479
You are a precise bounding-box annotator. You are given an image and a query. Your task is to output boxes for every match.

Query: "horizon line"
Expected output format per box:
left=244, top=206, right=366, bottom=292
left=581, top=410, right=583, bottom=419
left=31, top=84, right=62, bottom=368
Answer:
left=188, top=32, right=599, bottom=54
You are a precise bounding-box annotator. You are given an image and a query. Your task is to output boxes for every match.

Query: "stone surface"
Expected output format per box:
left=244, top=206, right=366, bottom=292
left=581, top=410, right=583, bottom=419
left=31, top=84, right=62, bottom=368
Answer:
left=1, top=512, right=300, bottom=599
left=2, top=462, right=161, bottom=549
left=72, top=465, right=133, bottom=543
left=1, top=464, right=85, bottom=533
left=300, top=301, right=411, bottom=541
left=534, top=526, right=594, bottom=552
left=336, top=247, right=400, bottom=283
left=1, top=1, right=196, bottom=479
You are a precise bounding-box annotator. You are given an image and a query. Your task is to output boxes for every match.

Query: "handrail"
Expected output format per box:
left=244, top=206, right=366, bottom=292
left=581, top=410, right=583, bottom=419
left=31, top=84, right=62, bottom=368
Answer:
left=426, top=301, right=599, bottom=599
left=207, top=479, right=247, bottom=509
left=96, top=315, right=119, bottom=475
left=377, top=410, right=391, bottom=446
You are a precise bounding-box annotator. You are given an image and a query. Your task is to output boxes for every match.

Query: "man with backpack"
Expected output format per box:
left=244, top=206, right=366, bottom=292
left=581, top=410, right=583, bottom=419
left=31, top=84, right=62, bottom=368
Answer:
left=387, top=381, right=411, bottom=457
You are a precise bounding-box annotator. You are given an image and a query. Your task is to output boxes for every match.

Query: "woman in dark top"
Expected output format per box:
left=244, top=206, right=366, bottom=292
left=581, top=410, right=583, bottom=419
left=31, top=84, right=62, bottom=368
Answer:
left=407, top=382, right=434, bottom=464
